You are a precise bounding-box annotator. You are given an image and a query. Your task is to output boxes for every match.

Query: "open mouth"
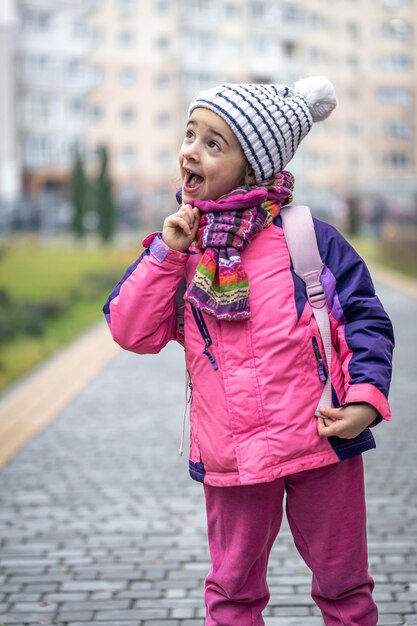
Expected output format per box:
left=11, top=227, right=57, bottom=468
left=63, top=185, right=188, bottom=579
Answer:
left=183, top=169, right=204, bottom=193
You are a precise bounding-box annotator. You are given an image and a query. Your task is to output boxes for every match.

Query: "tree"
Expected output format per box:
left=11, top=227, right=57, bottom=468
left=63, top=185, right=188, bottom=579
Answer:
left=96, top=146, right=116, bottom=243
left=70, top=149, right=87, bottom=238
left=346, top=194, right=361, bottom=237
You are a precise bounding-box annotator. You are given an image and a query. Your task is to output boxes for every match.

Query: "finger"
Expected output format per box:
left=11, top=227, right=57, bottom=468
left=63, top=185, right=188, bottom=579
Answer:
left=168, top=216, right=192, bottom=235
left=317, top=416, right=341, bottom=438
left=319, top=406, right=343, bottom=420
left=317, top=417, right=328, bottom=437
left=177, top=208, right=193, bottom=228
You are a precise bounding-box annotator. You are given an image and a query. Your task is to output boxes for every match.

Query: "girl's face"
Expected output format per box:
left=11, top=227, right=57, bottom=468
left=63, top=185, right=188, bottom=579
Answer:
left=179, top=108, right=250, bottom=202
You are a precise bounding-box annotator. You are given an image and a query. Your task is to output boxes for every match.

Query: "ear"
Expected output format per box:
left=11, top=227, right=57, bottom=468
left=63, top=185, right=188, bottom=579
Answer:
left=244, top=163, right=255, bottom=185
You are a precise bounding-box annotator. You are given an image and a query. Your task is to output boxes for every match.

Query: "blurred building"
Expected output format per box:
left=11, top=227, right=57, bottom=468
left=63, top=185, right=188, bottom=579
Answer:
left=85, top=0, right=417, bottom=224
left=1, top=0, right=416, bottom=229
left=0, top=0, right=20, bottom=213
left=15, top=0, right=98, bottom=196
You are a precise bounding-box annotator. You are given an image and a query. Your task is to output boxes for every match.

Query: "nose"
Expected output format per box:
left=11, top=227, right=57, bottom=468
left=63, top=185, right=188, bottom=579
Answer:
left=181, top=139, right=200, bottom=163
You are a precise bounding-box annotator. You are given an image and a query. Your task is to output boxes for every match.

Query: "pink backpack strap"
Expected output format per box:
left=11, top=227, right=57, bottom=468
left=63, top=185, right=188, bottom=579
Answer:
left=280, top=205, right=332, bottom=415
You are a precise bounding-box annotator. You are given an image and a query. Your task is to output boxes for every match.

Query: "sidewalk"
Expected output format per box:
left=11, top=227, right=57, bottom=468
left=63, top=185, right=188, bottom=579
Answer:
left=0, top=264, right=416, bottom=625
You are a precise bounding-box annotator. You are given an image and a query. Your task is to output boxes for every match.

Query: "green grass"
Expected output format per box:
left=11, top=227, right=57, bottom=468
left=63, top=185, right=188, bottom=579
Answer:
left=0, top=237, right=140, bottom=393
left=348, top=234, right=417, bottom=278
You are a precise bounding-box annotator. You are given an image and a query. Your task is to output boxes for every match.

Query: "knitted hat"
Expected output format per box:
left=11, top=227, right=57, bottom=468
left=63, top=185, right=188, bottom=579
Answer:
left=188, top=76, right=337, bottom=182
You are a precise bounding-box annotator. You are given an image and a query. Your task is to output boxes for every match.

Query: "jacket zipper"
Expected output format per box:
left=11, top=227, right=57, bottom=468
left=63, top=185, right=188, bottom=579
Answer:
left=191, top=306, right=218, bottom=371
left=312, top=336, right=328, bottom=382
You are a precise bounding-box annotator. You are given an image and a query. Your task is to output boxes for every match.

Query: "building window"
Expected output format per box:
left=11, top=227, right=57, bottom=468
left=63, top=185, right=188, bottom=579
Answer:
left=187, top=32, right=214, bottom=55
left=157, top=149, right=173, bottom=169
left=89, top=105, right=103, bottom=122
left=308, top=13, right=323, bottom=29
left=121, top=145, right=138, bottom=168
left=349, top=154, right=359, bottom=168
left=118, top=29, right=136, bottom=47
left=155, top=0, right=170, bottom=12
left=120, top=107, right=137, bottom=124
left=309, top=48, right=324, bottom=63
left=382, top=0, right=413, bottom=8
left=89, top=26, right=103, bottom=46
left=225, top=38, right=240, bottom=56
left=347, top=21, right=360, bottom=39
left=21, top=11, right=51, bottom=32
left=156, top=74, right=171, bottom=89
left=183, top=0, right=210, bottom=11
left=348, top=87, right=360, bottom=100
left=24, top=135, right=54, bottom=167
left=383, top=152, right=411, bottom=169
left=119, top=67, right=137, bottom=86
left=347, top=122, right=360, bottom=135
left=90, top=65, right=104, bottom=86
left=253, top=38, right=272, bottom=55
left=283, top=41, right=298, bottom=58
left=251, top=1, right=266, bottom=18
left=347, top=55, right=360, bottom=71
left=282, top=4, right=303, bottom=23
left=381, top=53, right=413, bottom=71
left=157, top=112, right=171, bottom=127
left=184, top=71, right=213, bottom=93
left=70, top=99, right=84, bottom=119
left=118, top=0, right=137, bottom=15
left=381, top=18, right=413, bottom=40
left=31, top=95, right=52, bottom=123
left=384, top=120, right=413, bottom=140
left=224, top=3, right=240, bottom=18
left=377, top=86, right=413, bottom=107
left=66, top=58, right=81, bottom=78
left=156, top=35, right=170, bottom=51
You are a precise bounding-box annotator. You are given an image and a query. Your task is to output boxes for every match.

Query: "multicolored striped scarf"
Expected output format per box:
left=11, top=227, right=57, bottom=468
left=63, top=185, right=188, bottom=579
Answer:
left=179, top=171, right=294, bottom=321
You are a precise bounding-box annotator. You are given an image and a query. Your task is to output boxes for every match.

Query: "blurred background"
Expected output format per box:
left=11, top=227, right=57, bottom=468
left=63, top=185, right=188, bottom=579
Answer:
left=0, top=0, right=416, bottom=391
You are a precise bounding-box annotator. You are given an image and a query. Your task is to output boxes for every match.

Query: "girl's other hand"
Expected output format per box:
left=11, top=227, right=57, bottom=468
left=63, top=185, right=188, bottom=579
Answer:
left=317, top=403, right=378, bottom=440
left=162, top=204, right=200, bottom=252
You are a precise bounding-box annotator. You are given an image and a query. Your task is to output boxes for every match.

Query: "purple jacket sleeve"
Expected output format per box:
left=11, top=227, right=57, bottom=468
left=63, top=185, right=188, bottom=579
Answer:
left=103, top=233, right=188, bottom=354
left=314, top=219, right=395, bottom=420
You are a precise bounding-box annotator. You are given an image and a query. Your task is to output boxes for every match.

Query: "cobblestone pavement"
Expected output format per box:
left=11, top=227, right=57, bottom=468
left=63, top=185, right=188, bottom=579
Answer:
left=0, top=280, right=416, bottom=626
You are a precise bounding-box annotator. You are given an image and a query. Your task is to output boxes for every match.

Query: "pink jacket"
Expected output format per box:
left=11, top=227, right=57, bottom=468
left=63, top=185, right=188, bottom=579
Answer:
left=104, top=216, right=394, bottom=487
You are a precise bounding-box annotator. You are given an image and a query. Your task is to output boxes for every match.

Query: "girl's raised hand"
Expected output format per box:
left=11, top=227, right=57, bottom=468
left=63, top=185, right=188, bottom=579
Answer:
left=162, top=204, right=200, bottom=252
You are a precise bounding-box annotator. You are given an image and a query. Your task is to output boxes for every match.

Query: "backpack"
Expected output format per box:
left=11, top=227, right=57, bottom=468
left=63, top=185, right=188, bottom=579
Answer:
left=280, top=205, right=332, bottom=416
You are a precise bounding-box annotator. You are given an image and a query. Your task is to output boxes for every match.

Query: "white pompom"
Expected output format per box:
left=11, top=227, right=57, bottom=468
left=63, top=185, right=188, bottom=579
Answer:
left=294, top=75, right=337, bottom=122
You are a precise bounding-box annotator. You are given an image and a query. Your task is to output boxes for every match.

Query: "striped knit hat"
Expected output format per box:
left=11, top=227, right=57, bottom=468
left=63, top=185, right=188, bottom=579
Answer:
left=188, top=76, right=337, bottom=182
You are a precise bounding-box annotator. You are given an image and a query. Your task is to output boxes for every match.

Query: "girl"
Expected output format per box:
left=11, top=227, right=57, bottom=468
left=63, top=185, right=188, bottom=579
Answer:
left=104, top=76, right=394, bottom=625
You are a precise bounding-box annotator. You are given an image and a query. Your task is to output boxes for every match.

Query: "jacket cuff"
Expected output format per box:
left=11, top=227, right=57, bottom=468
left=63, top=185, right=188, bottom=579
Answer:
left=344, top=382, right=392, bottom=421
left=142, top=232, right=188, bottom=265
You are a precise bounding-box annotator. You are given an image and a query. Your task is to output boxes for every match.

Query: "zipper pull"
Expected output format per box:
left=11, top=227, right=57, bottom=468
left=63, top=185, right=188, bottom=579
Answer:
left=202, top=345, right=218, bottom=371
left=312, top=337, right=328, bottom=382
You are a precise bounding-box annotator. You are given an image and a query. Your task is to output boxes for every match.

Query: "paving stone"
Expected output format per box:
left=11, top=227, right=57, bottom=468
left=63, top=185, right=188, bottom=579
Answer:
left=95, top=608, right=169, bottom=619
left=61, top=580, right=127, bottom=592
left=57, top=611, right=95, bottom=622
left=9, top=602, right=56, bottom=612
left=376, top=617, right=406, bottom=625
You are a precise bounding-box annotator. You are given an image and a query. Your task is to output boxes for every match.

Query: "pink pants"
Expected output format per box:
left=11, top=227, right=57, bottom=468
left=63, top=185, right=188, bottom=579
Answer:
left=204, top=456, right=377, bottom=626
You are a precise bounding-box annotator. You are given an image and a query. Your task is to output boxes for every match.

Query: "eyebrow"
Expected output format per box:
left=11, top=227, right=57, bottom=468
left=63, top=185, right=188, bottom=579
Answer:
left=187, top=119, right=230, bottom=147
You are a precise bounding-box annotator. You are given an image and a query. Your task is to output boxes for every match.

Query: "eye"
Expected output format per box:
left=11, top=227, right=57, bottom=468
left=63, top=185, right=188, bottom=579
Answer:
left=208, top=140, right=221, bottom=152
left=185, top=129, right=194, bottom=140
